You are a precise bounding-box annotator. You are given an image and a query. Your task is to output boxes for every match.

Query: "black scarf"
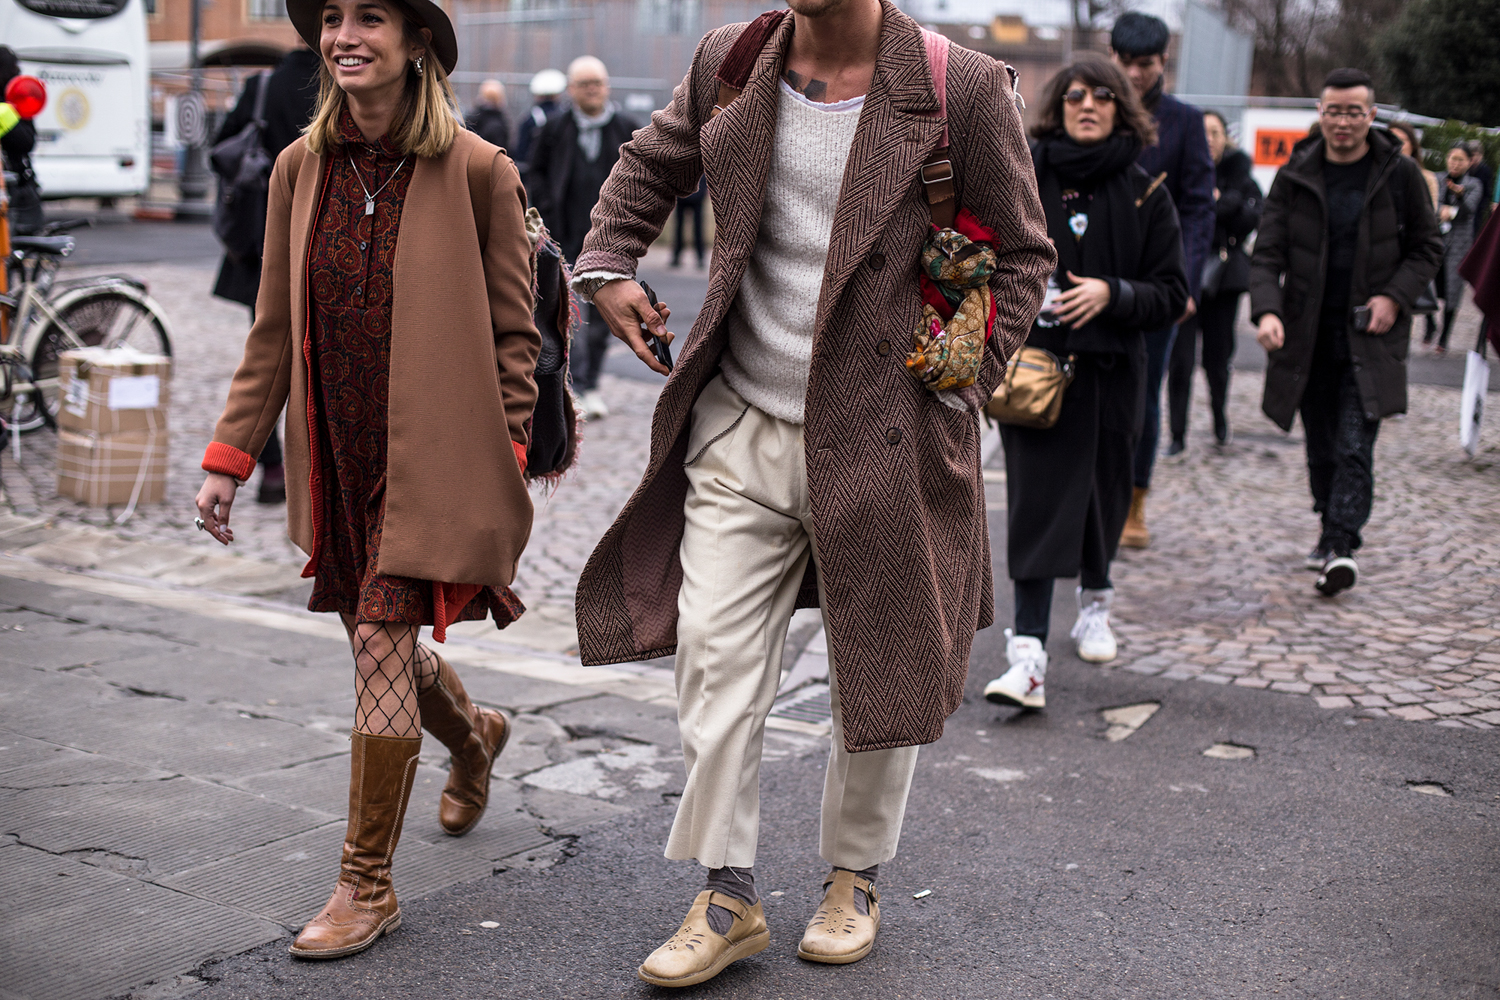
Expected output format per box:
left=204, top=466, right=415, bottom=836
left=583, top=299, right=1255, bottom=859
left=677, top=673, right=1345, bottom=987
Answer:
left=1031, top=131, right=1149, bottom=354
left=1037, top=132, right=1142, bottom=190
left=1140, top=74, right=1164, bottom=112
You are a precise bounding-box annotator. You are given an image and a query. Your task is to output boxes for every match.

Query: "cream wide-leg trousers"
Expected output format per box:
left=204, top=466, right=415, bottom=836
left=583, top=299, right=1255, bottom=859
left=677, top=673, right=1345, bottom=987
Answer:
left=664, top=375, right=919, bottom=871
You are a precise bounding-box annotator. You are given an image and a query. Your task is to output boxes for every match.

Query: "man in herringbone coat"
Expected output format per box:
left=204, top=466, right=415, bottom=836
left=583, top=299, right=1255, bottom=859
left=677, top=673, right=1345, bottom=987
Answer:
left=571, top=0, right=1053, bottom=983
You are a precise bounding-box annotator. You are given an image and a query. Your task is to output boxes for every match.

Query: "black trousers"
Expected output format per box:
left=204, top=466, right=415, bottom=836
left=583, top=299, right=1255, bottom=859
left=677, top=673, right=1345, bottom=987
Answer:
left=1300, top=359, right=1379, bottom=556
left=673, top=197, right=706, bottom=266
left=1013, top=568, right=1111, bottom=645
left=1167, top=291, right=1239, bottom=442
left=569, top=303, right=611, bottom=393
left=1002, top=351, right=1142, bottom=644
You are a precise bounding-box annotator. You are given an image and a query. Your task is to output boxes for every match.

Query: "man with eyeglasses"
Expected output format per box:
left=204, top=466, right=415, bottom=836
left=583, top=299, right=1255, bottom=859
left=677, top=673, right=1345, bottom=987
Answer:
left=1249, top=68, right=1442, bottom=597
left=1109, top=12, right=1215, bottom=548
left=527, top=56, right=640, bottom=421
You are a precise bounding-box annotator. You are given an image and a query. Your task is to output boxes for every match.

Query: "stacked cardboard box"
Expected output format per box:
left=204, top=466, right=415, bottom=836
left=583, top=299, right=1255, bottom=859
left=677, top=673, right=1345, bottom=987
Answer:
left=55, top=347, right=171, bottom=507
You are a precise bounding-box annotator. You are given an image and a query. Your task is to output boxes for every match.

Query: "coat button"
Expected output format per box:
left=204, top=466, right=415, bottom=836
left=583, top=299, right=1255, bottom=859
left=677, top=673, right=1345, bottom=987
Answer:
left=868, top=252, right=886, bottom=271
left=886, top=427, right=902, bottom=445
left=876, top=339, right=891, bottom=356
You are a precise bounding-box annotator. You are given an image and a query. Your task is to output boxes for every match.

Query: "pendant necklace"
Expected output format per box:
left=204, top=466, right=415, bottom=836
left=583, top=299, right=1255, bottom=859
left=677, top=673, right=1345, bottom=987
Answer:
left=349, top=152, right=408, bottom=216
left=1061, top=187, right=1089, bottom=241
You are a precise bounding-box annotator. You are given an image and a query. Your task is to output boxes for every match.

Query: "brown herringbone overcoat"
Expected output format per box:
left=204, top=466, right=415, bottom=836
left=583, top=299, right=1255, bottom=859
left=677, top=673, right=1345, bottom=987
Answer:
left=573, top=3, right=1055, bottom=752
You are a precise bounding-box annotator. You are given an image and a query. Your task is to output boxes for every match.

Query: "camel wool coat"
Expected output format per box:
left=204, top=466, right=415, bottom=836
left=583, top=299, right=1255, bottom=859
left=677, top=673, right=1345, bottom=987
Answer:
left=572, top=3, right=1055, bottom=752
left=203, top=128, right=541, bottom=588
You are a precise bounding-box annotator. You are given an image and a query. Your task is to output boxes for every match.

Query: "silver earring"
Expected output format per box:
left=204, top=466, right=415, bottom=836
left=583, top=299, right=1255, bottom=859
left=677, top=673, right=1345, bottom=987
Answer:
left=414, top=55, right=424, bottom=75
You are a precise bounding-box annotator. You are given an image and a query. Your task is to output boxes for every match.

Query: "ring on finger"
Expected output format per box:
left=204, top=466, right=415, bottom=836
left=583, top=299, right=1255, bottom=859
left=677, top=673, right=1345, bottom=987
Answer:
left=194, top=517, right=206, bottom=531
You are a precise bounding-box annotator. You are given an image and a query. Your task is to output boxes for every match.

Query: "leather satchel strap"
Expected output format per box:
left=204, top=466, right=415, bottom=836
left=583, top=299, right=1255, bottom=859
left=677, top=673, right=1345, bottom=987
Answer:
left=920, top=29, right=955, bottom=230
left=711, top=9, right=790, bottom=119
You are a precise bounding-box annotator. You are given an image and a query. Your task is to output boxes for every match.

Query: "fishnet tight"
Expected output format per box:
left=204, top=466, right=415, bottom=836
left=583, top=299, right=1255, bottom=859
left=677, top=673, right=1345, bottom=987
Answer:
left=341, top=615, right=441, bottom=737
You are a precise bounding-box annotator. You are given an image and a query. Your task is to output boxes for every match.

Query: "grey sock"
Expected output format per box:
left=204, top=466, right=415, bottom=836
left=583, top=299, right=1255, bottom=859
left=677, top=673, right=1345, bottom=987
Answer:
left=834, top=864, right=879, bottom=916
left=704, top=866, right=756, bottom=935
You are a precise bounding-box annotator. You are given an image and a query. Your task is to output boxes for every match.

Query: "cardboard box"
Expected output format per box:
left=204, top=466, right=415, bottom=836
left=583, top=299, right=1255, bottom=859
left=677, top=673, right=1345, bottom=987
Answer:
left=56, top=428, right=169, bottom=506
left=57, top=347, right=172, bottom=436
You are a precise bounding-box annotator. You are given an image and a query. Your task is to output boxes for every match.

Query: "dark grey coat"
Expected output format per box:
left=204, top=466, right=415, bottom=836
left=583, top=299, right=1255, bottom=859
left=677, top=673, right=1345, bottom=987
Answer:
left=1249, top=128, right=1443, bottom=430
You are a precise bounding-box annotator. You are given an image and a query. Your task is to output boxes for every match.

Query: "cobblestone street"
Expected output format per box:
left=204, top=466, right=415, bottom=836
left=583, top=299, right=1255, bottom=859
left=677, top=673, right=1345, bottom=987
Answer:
left=1107, top=374, right=1500, bottom=727
left=2, top=248, right=1499, bottom=727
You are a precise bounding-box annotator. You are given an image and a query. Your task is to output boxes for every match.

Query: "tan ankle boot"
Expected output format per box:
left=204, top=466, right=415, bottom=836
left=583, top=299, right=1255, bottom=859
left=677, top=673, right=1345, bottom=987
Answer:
left=1120, top=487, right=1150, bottom=549
left=417, top=652, right=511, bottom=836
left=290, top=732, right=421, bottom=960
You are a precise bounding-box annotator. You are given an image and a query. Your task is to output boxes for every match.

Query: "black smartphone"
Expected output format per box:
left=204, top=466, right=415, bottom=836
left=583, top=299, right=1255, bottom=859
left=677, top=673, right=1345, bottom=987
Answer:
left=638, top=280, right=673, bottom=372
left=1352, top=304, right=1372, bottom=332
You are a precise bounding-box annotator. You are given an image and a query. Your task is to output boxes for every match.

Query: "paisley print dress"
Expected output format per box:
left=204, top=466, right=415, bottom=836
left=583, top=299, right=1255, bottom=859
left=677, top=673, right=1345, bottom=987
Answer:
left=305, top=110, right=524, bottom=632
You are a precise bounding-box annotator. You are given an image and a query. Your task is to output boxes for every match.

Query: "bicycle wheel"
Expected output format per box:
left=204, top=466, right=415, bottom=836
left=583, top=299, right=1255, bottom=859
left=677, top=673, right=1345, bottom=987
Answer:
left=28, top=286, right=173, bottom=432
left=0, top=357, right=52, bottom=433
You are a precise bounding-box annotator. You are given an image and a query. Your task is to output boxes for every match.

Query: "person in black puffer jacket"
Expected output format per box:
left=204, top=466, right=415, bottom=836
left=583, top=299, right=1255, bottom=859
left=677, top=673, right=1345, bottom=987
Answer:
left=1167, top=110, right=1262, bottom=450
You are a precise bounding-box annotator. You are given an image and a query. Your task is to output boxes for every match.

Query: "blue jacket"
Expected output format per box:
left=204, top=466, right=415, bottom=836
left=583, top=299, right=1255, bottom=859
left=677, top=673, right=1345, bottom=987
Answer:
left=1137, top=92, right=1216, bottom=304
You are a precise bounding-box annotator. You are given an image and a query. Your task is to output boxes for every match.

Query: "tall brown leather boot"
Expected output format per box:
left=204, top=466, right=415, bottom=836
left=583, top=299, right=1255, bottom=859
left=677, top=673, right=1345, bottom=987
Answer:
left=289, top=732, right=421, bottom=960
left=417, top=652, right=511, bottom=836
left=1120, top=487, right=1151, bottom=549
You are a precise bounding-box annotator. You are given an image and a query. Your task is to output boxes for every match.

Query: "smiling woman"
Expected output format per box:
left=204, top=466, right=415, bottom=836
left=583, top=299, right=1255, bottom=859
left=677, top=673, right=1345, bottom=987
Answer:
left=193, top=0, right=542, bottom=967
left=301, top=0, right=462, bottom=157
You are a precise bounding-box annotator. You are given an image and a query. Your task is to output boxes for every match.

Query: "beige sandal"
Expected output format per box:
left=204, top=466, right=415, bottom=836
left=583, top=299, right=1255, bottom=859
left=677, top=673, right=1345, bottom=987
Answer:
left=798, top=869, right=880, bottom=964
left=638, top=890, right=770, bottom=987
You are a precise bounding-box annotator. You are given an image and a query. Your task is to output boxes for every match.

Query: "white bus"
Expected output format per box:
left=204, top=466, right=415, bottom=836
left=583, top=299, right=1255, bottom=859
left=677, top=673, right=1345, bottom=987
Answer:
left=0, top=0, right=150, bottom=199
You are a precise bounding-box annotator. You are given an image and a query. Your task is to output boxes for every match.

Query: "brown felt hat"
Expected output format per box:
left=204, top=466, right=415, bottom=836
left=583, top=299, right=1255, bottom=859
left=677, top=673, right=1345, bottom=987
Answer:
left=287, top=0, right=458, bottom=76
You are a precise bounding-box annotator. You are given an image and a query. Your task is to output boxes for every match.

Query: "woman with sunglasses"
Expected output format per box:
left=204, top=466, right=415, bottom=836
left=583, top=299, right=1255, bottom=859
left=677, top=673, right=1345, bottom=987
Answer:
left=984, top=59, right=1187, bottom=710
left=194, top=0, right=541, bottom=960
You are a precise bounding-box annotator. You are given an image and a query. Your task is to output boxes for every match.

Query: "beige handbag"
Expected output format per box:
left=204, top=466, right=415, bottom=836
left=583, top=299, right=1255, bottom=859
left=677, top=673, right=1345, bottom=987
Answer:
left=985, top=346, right=1076, bottom=429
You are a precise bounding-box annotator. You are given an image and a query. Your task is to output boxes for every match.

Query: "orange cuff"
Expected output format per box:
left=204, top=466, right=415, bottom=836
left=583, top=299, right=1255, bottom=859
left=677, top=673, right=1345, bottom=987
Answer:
left=203, top=441, right=256, bottom=480
left=513, top=440, right=527, bottom=475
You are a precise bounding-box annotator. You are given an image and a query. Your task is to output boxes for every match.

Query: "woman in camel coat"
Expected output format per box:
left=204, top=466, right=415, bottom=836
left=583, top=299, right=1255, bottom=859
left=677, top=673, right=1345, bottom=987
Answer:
left=194, top=0, right=539, bottom=961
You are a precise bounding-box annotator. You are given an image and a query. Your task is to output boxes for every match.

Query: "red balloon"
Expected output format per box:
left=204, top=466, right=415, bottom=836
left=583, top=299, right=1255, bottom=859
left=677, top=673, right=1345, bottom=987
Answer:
left=5, top=76, right=47, bottom=120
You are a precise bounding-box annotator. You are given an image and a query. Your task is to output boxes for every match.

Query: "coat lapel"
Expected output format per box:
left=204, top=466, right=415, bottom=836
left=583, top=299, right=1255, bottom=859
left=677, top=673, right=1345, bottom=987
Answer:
left=815, top=4, right=945, bottom=333
left=699, top=13, right=794, bottom=282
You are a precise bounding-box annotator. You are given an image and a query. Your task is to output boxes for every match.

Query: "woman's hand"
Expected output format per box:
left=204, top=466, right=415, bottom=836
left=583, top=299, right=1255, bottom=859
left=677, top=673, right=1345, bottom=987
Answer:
left=195, top=473, right=239, bottom=546
left=1256, top=313, right=1285, bottom=351
left=1053, top=271, right=1112, bottom=328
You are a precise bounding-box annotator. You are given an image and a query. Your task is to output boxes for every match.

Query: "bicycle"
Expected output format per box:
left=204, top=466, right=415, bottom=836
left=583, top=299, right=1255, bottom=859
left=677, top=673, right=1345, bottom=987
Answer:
left=0, top=219, right=174, bottom=434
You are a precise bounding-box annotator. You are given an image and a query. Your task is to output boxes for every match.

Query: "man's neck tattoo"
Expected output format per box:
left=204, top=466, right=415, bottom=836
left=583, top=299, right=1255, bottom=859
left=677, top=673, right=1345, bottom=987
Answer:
left=783, top=69, right=828, bottom=102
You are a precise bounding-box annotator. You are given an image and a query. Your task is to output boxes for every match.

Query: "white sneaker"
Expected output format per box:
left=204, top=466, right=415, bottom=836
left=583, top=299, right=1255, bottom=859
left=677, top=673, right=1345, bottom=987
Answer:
left=984, top=629, right=1047, bottom=708
left=580, top=390, right=609, bottom=421
left=1071, top=587, right=1117, bottom=663
left=1315, top=555, right=1357, bottom=597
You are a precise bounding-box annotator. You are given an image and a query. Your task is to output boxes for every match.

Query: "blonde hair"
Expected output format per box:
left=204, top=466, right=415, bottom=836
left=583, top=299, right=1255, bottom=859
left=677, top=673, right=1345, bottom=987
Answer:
left=305, top=5, right=461, bottom=159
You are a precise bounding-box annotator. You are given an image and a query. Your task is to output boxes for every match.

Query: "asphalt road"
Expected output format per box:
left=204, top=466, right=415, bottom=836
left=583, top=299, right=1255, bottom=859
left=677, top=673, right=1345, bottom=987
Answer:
left=181, top=499, right=1500, bottom=1000
left=188, top=640, right=1500, bottom=1000
left=52, top=213, right=1494, bottom=392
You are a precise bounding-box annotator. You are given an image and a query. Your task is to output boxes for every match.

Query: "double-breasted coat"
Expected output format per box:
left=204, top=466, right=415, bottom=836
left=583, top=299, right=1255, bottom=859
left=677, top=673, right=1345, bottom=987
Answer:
left=204, top=129, right=541, bottom=589
left=572, top=2, right=1055, bottom=752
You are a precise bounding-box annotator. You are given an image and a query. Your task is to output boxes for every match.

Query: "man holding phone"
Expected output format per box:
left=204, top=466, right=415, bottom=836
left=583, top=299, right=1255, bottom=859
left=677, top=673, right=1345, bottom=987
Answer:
left=1249, top=68, right=1441, bottom=596
left=565, top=0, right=1052, bottom=984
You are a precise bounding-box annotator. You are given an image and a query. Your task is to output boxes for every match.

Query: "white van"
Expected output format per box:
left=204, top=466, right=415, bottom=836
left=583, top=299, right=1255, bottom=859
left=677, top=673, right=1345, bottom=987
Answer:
left=1, top=0, right=150, bottom=199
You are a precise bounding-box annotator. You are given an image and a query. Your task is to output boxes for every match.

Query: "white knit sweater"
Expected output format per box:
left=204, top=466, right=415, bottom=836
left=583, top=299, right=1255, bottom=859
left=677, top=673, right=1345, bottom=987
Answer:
left=718, top=82, right=864, bottom=425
